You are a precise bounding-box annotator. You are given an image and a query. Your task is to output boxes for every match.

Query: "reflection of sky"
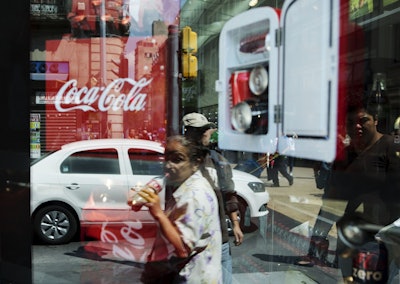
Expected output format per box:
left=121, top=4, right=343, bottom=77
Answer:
left=125, top=0, right=181, bottom=53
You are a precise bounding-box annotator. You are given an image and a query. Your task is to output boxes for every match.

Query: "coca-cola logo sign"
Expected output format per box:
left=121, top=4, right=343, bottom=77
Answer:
left=55, top=77, right=153, bottom=112
left=99, top=221, right=150, bottom=262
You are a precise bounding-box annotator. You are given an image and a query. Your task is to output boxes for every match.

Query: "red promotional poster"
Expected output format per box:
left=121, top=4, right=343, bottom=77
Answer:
left=43, top=0, right=180, bottom=151
left=36, top=0, right=180, bottom=264
left=44, top=36, right=166, bottom=150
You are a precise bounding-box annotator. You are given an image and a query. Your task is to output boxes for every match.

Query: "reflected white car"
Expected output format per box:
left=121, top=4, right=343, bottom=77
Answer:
left=31, top=139, right=269, bottom=245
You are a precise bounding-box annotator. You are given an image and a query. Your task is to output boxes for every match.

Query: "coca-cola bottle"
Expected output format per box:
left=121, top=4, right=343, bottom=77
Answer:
left=129, top=175, right=166, bottom=211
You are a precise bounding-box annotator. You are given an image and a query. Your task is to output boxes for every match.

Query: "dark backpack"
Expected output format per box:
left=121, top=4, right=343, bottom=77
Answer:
left=209, top=150, right=235, bottom=193
left=208, top=150, right=238, bottom=214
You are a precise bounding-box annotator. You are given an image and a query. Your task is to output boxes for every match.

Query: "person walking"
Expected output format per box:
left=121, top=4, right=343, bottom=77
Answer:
left=269, top=153, right=294, bottom=187
left=182, top=112, right=244, bottom=284
left=138, top=135, right=222, bottom=283
left=288, top=156, right=295, bottom=176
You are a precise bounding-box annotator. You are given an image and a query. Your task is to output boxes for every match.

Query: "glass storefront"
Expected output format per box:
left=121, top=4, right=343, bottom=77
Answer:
left=2, top=0, right=400, bottom=283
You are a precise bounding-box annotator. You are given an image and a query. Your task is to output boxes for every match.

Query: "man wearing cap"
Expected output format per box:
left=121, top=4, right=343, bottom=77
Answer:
left=182, top=112, right=243, bottom=284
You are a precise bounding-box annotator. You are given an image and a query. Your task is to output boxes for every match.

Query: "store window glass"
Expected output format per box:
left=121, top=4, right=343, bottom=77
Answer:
left=28, top=0, right=400, bottom=283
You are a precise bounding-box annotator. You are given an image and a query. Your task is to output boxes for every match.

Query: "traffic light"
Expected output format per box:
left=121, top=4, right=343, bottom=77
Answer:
left=182, top=53, right=198, bottom=78
left=181, top=26, right=197, bottom=78
left=182, top=26, right=197, bottom=53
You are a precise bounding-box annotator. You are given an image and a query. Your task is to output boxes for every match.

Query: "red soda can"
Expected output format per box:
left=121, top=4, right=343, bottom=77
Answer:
left=230, top=70, right=251, bottom=106
left=352, top=241, right=388, bottom=283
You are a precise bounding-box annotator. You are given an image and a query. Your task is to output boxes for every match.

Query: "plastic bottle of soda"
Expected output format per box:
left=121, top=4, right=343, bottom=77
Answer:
left=130, top=175, right=165, bottom=211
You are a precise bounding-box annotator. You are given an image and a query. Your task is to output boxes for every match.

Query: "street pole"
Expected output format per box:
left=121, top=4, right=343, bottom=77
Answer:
left=100, top=0, right=107, bottom=86
left=166, top=25, right=181, bottom=137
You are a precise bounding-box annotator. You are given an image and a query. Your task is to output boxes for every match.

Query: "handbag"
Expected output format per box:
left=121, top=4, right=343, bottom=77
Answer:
left=140, top=256, right=193, bottom=284
left=140, top=247, right=206, bottom=284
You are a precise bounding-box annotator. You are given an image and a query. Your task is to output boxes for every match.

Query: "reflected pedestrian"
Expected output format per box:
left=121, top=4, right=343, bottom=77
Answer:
left=182, top=112, right=243, bottom=284
left=127, top=128, right=139, bottom=139
left=288, top=156, right=295, bottom=175
left=269, top=153, right=293, bottom=187
left=139, top=135, right=222, bottom=283
left=296, top=102, right=400, bottom=281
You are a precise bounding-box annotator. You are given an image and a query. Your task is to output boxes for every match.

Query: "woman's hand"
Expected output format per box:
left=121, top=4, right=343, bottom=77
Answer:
left=232, top=222, right=244, bottom=246
left=137, top=188, right=163, bottom=217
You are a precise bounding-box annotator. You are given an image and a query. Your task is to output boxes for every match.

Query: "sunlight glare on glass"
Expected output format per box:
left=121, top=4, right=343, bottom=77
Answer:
left=249, top=0, right=258, bottom=7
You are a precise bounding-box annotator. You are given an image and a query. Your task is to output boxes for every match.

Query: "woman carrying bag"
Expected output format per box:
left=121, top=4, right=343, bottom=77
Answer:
left=136, top=135, right=222, bottom=283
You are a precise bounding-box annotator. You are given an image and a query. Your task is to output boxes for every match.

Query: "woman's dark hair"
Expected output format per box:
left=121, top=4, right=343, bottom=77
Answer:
left=166, top=135, right=209, bottom=164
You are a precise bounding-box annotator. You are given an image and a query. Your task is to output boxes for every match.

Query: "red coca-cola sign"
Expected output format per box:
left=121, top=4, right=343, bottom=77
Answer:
left=43, top=37, right=167, bottom=151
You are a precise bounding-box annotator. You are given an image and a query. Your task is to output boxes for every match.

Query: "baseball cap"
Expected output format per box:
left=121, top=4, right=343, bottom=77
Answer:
left=182, top=113, right=216, bottom=128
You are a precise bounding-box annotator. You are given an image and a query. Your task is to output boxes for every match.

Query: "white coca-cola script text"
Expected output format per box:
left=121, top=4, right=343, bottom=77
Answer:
left=55, top=78, right=152, bottom=112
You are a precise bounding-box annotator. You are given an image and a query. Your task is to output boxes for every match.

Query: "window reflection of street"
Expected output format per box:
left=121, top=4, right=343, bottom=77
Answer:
left=32, top=166, right=344, bottom=283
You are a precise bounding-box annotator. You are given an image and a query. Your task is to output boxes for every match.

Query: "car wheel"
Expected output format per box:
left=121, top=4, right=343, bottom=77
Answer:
left=33, top=205, right=78, bottom=245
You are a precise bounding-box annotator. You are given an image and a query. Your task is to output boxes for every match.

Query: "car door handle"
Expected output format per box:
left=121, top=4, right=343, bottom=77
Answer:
left=66, top=183, right=80, bottom=190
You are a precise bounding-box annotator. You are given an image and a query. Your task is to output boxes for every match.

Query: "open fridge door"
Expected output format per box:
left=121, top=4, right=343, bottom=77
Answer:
left=217, top=1, right=347, bottom=162
left=277, top=0, right=341, bottom=162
